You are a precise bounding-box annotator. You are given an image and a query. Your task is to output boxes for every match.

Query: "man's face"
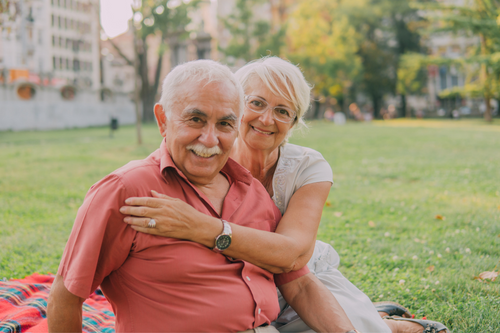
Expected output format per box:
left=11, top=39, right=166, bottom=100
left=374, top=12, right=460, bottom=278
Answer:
left=155, top=80, right=240, bottom=186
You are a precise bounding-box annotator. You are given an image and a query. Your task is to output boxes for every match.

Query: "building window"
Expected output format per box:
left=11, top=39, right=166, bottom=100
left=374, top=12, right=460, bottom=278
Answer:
left=53, top=56, right=56, bottom=70
left=52, top=35, right=55, bottom=46
left=59, top=57, right=63, bottom=69
left=51, top=0, right=54, bottom=5
left=38, top=30, right=43, bottom=45
left=64, top=17, right=68, bottom=30
left=66, top=58, right=70, bottom=69
left=58, top=16, right=61, bottom=29
left=51, top=14, right=55, bottom=26
left=439, top=66, right=447, bottom=90
left=70, top=19, right=74, bottom=30
left=59, top=36, right=63, bottom=47
left=451, top=75, right=458, bottom=87
left=73, top=59, right=80, bottom=71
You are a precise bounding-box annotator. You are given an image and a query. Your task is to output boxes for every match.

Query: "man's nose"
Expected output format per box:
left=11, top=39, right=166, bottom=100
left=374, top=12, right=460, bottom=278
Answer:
left=199, top=124, right=219, bottom=147
left=258, top=108, right=274, bottom=126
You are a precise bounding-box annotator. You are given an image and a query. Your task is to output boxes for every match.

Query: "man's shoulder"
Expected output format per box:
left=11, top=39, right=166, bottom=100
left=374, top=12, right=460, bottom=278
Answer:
left=91, top=149, right=162, bottom=191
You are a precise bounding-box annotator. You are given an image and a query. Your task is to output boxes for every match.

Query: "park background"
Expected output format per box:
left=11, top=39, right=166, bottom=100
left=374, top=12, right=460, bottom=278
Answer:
left=1, top=0, right=500, bottom=332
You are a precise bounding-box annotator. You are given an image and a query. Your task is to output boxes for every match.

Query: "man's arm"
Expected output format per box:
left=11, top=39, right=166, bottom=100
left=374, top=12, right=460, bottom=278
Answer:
left=278, top=272, right=355, bottom=333
left=47, top=274, right=85, bottom=333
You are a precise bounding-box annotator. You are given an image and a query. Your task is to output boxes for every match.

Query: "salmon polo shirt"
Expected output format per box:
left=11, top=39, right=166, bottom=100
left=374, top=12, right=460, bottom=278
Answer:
left=58, top=139, right=309, bottom=332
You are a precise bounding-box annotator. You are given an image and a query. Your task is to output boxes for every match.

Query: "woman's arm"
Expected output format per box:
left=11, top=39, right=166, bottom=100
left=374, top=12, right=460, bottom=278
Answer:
left=120, top=181, right=331, bottom=274
left=278, top=272, right=355, bottom=332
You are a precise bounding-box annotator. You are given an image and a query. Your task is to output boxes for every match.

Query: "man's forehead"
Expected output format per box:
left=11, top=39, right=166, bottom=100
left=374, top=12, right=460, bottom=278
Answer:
left=175, top=80, right=241, bottom=117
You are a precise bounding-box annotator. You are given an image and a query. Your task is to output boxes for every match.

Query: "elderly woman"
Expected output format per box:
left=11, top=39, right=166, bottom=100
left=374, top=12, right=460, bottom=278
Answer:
left=121, top=57, right=449, bottom=333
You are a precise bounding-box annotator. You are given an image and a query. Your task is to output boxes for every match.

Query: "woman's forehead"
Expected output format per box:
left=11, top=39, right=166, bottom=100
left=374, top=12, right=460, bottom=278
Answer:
left=246, top=76, right=295, bottom=108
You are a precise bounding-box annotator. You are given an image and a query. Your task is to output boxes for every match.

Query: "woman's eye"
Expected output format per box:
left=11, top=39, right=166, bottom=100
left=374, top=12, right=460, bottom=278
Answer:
left=251, top=100, right=263, bottom=107
left=277, top=108, right=290, bottom=117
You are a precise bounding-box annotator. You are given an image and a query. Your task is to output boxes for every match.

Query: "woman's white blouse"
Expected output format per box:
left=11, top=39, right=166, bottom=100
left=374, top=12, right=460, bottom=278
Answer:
left=272, top=143, right=333, bottom=214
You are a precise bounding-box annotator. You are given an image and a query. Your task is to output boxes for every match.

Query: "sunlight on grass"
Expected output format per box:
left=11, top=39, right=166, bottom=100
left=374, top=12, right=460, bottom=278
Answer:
left=373, top=118, right=500, bottom=130
left=1, top=121, right=499, bottom=332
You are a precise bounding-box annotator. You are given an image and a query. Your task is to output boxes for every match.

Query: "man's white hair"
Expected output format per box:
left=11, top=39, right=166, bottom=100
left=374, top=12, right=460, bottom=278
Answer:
left=234, top=56, right=312, bottom=131
left=158, top=60, right=244, bottom=122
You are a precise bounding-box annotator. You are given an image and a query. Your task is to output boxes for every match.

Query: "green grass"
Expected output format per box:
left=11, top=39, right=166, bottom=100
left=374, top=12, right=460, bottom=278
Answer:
left=1, top=120, right=499, bottom=332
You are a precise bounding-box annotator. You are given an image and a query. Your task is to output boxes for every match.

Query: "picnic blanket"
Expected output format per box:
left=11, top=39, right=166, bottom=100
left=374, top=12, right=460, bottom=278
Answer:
left=0, top=273, right=115, bottom=332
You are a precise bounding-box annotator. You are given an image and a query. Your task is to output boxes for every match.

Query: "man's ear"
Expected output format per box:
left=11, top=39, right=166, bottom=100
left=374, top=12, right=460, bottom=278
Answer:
left=154, top=104, right=168, bottom=137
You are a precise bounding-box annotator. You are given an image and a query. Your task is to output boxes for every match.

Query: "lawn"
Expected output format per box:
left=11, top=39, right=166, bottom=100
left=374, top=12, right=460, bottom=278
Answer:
left=1, top=119, right=499, bottom=332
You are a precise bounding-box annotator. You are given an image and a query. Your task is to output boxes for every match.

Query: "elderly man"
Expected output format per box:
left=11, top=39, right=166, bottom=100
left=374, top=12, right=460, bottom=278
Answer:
left=47, top=60, right=355, bottom=333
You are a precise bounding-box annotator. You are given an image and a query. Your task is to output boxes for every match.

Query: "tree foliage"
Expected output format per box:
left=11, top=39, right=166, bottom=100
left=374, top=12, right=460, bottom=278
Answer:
left=110, top=0, right=198, bottom=122
left=286, top=0, right=363, bottom=110
left=220, top=0, right=283, bottom=63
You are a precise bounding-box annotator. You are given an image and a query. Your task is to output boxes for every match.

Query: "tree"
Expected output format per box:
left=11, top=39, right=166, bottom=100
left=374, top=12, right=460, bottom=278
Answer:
left=220, top=0, right=285, bottom=63
left=413, top=0, right=500, bottom=122
left=286, top=0, right=363, bottom=114
left=108, top=0, right=198, bottom=123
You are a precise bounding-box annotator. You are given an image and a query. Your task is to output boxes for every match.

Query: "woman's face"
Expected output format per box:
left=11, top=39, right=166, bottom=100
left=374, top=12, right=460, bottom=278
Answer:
left=240, top=77, right=295, bottom=153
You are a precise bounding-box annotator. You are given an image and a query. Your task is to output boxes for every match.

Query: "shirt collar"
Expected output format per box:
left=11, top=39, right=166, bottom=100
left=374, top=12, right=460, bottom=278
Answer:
left=159, top=138, right=253, bottom=186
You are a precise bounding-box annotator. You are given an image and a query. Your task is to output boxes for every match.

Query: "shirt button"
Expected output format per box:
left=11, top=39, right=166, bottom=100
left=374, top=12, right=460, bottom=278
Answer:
left=258, top=308, right=261, bottom=314
left=246, top=276, right=251, bottom=281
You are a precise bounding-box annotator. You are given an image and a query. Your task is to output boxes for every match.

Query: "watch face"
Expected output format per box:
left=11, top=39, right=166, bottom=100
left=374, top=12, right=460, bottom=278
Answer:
left=216, top=235, right=231, bottom=250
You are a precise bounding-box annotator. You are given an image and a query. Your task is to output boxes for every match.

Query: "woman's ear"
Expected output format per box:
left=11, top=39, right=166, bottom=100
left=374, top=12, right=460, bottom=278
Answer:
left=154, top=104, right=168, bottom=137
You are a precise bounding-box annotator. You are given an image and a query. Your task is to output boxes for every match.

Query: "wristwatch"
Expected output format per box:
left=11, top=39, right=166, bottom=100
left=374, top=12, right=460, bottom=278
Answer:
left=213, top=219, right=232, bottom=253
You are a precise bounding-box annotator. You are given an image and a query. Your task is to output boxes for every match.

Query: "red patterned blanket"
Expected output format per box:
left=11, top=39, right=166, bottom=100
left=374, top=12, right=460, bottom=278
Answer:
left=0, top=273, right=115, bottom=332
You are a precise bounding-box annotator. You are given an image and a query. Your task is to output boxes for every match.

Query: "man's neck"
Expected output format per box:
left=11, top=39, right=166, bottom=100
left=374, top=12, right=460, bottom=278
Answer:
left=193, top=173, right=230, bottom=216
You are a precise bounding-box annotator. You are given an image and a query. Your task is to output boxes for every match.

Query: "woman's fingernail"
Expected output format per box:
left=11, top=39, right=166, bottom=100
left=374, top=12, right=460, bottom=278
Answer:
left=125, top=199, right=131, bottom=204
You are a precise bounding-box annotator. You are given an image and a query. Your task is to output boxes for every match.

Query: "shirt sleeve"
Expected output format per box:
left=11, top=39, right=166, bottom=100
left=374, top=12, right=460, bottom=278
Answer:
left=274, top=265, right=310, bottom=286
left=294, top=149, right=333, bottom=191
left=57, top=174, right=136, bottom=299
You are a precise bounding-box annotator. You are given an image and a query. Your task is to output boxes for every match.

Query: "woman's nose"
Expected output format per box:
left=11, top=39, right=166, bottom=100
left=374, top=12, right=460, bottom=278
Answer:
left=258, top=108, right=275, bottom=126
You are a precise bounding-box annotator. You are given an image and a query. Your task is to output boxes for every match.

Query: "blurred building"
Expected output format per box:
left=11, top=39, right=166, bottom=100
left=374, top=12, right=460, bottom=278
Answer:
left=422, top=0, right=495, bottom=117
left=0, top=0, right=135, bottom=131
left=1, top=0, right=100, bottom=88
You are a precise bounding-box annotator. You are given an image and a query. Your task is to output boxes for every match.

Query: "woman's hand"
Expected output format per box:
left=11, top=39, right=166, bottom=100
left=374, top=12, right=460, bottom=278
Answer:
left=119, top=190, right=219, bottom=242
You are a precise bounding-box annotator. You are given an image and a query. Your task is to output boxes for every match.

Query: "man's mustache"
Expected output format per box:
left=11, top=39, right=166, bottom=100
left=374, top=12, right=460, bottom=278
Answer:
left=186, top=143, right=223, bottom=157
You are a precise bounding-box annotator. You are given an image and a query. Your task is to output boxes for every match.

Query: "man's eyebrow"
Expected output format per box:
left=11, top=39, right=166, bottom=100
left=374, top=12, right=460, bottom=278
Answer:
left=220, top=114, right=238, bottom=122
left=182, top=109, right=207, bottom=117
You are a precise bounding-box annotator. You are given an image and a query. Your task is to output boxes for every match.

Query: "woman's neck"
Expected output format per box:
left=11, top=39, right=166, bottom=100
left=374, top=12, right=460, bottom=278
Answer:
left=231, top=139, right=280, bottom=186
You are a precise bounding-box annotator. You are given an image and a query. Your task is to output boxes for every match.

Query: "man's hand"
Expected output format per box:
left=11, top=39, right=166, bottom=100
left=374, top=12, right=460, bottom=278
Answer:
left=278, top=272, right=355, bottom=333
left=47, top=274, right=85, bottom=332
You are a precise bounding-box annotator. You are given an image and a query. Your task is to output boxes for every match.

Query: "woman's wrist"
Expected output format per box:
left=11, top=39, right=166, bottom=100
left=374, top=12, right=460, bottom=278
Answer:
left=191, top=213, right=224, bottom=248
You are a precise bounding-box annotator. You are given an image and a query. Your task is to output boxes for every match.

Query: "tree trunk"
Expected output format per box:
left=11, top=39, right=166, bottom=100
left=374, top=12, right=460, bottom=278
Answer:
left=372, top=94, right=380, bottom=119
left=480, top=34, right=492, bottom=123
left=142, top=92, right=157, bottom=123
left=400, top=94, right=407, bottom=118
left=484, top=95, right=492, bottom=122
left=132, top=22, right=142, bottom=145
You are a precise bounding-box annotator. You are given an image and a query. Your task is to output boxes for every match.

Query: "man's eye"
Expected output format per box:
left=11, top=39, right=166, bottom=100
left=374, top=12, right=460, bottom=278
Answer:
left=220, top=121, right=233, bottom=127
left=191, top=117, right=202, bottom=122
